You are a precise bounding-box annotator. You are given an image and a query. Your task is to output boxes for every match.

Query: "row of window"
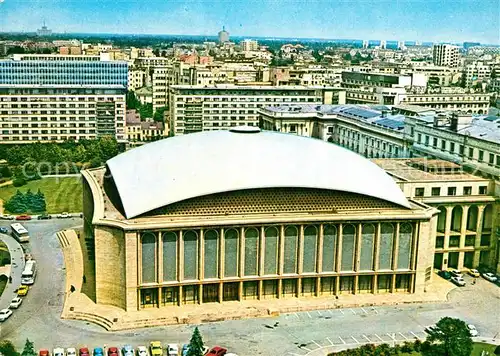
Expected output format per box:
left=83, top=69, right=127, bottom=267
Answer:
left=415, top=185, right=488, bottom=197
left=1, top=97, right=124, bottom=102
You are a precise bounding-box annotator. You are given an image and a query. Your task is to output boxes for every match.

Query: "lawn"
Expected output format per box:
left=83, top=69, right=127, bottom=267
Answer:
left=472, top=342, right=498, bottom=356
left=0, top=177, right=83, bottom=214
left=0, top=241, right=10, bottom=266
left=0, top=275, right=7, bottom=297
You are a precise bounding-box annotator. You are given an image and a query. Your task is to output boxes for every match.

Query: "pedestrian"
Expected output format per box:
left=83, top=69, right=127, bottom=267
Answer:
left=83, top=275, right=86, bottom=284
left=70, top=285, right=76, bottom=293
left=8, top=276, right=12, bottom=283
left=472, top=279, right=476, bottom=285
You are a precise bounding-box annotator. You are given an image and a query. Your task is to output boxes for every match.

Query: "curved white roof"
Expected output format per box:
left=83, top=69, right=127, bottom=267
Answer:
left=107, top=128, right=410, bottom=219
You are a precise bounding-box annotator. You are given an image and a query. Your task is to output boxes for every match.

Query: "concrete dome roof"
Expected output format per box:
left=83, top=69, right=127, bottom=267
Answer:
left=107, top=128, right=410, bottom=219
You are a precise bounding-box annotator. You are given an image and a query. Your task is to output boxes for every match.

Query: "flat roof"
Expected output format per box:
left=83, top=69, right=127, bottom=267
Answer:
left=170, top=84, right=336, bottom=90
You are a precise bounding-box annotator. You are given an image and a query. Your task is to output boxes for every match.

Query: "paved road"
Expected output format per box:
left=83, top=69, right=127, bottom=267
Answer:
left=0, top=233, right=25, bottom=310
left=1, top=220, right=499, bottom=356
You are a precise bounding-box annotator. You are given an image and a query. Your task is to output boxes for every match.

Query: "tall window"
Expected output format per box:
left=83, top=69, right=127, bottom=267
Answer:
left=341, top=224, right=356, bottom=271
left=182, top=230, right=198, bottom=280
left=322, top=225, right=337, bottom=272
left=360, top=224, right=375, bottom=271
left=224, top=229, right=239, bottom=277
left=162, top=232, right=177, bottom=281
left=283, top=226, right=298, bottom=274
left=379, top=223, right=394, bottom=270
left=204, top=229, right=219, bottom=279
left=264, top=227, right=279, bottom=275
left=244, top=228, right=259, bottom=276
left=303, top=226, right=318, bottom=273
left=397, top=223, right=413, bottom=270
left=141, top=232, right=156, bottom=283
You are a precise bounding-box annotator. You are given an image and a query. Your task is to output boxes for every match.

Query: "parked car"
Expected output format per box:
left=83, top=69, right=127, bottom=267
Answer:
left=482, top=272, right=497, bottom=282
left=451, top=276, right=466, bottom=286
left=57, top=212, right=71, bottom=219
left=53, top=349, right=65, bottom=356
left=93, top=348, right=104, bottom=356
left=122, top=345, right=134, bottom=356
left=16, top=215, right=32, bottom=221
left=39, top=350, right=50, bottom=356
left=17, top=285, right=29, bottom=296
left=205, top=347, right=227, bottom=356
left=150, top=342, right=163, bottom=356
left=166, top=345, right=178, bottom=356
left=9, top=297, right=23, bottom=309
left=468, top=324, right=478, bottom=337
left=107, top=348, right=119, bottom=356
left=0, top=308, right=13, bottom=321
left=0, top=227, right=8, bottom=234
left=468, top=269, right=480, bottom=278
left=136, top=346, right=148, bottom=356
left=0, top=214, right=15, bottom=220
left=79, top=348, right=90, bottom=356
left=37, top=214, right=52, bottom=220
left=438, top=270, right=451, bottom=280
left=66, top=348, right=77, bottom=356
left=450, top=269, right=463, bottom=278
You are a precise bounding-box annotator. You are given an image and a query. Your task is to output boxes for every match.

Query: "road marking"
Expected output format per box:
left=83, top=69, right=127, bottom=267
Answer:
left=372, top=307, right=379, bottom=314
left=328, top=309, right=334, bottom=315
left=339, top=336, right=346, bottom=344
left=350, top=309, right=357, bottom=315
left=317, top=310, right=322, bottom=316
left=293, top=313, right=300, bottom=319
left=375, top=334, right=384, bottom=342
left=361, top=307, right=368, bottom=314
left=301, top=346, right=312, bottom=352
left=288, top=353, right=303, bottom=356
left=311, top=340, right=322, bottom=348
left=399, top=332, right=408, bottom=340
left=351, top=336, right=360, bottom=344
left=326, top=337, right=334, bottom=346
left=306, top=311, right=312, bottom=318
left=339, top=309, right=345, bottom=314
left=362, top=334, right=371, bottom=342
left=387, top=333, right=396, bottom=340
left=410, top=331, right=421, bottom=339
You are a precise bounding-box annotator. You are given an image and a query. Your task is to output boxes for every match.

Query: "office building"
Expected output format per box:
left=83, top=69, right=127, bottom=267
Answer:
left=82, top=128, right=437, bottom=316
left=218, top=26, right=230, bottom=44
left=432, top=44, right=460, bottom=67
left=0, top=54, right=128, bottom=143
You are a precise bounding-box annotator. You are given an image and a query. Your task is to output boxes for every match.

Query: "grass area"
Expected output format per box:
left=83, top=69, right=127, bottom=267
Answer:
left=0, top=275, right=7, bottom=297
left=0, top=241, right=11, bottom=266
left=0, top=177, right=83, bottom=214
left=472, top=342, right=498, bottom=356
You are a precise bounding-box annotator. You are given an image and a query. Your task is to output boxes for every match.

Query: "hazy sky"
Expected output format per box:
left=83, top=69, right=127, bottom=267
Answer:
left=0, top=0, right=498, bottom=44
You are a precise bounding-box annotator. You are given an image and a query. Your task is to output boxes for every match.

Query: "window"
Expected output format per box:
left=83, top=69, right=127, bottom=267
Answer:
left=415, top=187, right=425, bottom=197
left=447, top=187, right=457, bottom=196
left=463, top=186, right=472, bottom=196
left=450, top=142, right=455, bottom=152
left=417, top=133, right=422, bottom=142
left=468, top=148, right=474, bottom=158
left=489, top=153, right=494, bottom=164
left=478, top=150, right=484, bottom=161
left=431, top=187, right=441, bottom=196
left=478, top=186, right=487, bottom=195
left=433, top=138, right=438, bottom=147
left=425, top=135, right=429, bottom=145
left=459, top=145, right=464, bottom=155
left=441, top=140, right=446, bottom=150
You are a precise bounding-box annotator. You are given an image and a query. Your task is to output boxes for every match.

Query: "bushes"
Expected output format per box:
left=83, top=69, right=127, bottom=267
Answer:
left=4, top=189, right=46, bottom=214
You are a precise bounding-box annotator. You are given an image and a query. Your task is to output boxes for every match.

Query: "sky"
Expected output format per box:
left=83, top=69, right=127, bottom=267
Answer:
left=0, top=0, right=498, bottom=44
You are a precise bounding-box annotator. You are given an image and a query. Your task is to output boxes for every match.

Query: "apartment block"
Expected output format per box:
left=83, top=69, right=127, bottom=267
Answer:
left=0, top=54, right=128, bottom=143
left=432, top=44, right=460, bottom=67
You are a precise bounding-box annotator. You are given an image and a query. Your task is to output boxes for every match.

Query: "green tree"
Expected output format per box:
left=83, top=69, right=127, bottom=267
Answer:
left=186, top=327, right=204, bottom=356
left=0, top=165, right=12, bottom=178
left=139, top=103, right=154, bottom=119
left=0, top=340, right=20, bottom=356
left=21, top=340, right=36, bottom=356
left=153, top=106, right=168, bottom=122
left=425, top=317, right=473, bottom=356
left=126, top=91, right=141, bottom=110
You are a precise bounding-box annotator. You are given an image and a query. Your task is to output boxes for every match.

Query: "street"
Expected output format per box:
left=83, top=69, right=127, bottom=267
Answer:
left=1, top=219, right=499, bottom=356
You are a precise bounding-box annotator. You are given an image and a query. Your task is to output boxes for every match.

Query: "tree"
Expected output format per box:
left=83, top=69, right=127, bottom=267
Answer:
left=425, top=317, right=473, bottom=356
left=126, top=91, right=141, bottom=110
left=139, top=103, right=154, bottom=119
left=153, top=106, right=168, bottom=122
left=0, top=165, right=12, bottom=178
left=0, top=340, right=19, bottom=356
left=21, top=340, right=36, bottom=356
left=186, top=327, right=204, bottom=356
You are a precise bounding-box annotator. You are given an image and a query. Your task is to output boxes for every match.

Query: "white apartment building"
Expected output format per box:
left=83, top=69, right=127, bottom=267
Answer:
left=241, top=39, right=259, bottom=52
left=399, top=93, right=490, bottom=114
left=128, top=66, right=147, bottom=91
left=432, top=44, right=460, bottom=67
left=0, top=54, right=128, bottom=143
left=463, top=61, right=491, bottom=88
left=169, top=85, right=342, bottom=136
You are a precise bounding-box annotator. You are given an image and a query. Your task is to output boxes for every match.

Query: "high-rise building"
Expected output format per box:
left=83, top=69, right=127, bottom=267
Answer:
left=218, top=26, right=230, bottom=43
left=241, top=39, right=258, bottom=52
left=432, top=44, right=460, bottom=67
left=362, top=40, right=369, bottom=49
left=0, top=54, right=128, bottom=143
left=397, top=41, right=406, bottom=51
left=380, top=40, right=387, bottom=49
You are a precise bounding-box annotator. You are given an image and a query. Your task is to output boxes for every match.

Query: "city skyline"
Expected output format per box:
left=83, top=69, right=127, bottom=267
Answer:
left=0, top=0, right=498, bottom=44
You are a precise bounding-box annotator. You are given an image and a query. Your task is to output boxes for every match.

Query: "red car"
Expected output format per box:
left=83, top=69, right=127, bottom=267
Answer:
left=16, top=215, right=32, bottom=221
left=107, top=348, right=119, bottom=356
left=79, top=348, right=89, bottom=356
left=39, top=350, right=49, bottom=356
left=205, top=347, right=227, bottom=356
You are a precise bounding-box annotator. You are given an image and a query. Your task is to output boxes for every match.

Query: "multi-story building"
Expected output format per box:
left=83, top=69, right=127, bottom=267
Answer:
left=403, top=65, right=462, bottom=87
left=432, top=44, right=460, bottom=67
left=463, top=61, right=491, bottom=88
left=374, top=158, right=498, bottom=272
left=125, top=109, right=165, bottom=145
left=169, top=85, right=344, bottom=135
left=241, top=39, right=259, bottom=52
left=398, top=92, right=490, bottom=114
left=128, top=66, right=147, bottom=91
left=218, top=26, right=230, bottom=43
left=0, top=54, right=128, bottom=143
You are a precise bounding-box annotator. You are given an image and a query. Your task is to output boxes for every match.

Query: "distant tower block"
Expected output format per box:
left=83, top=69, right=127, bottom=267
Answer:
left=218, top=26, right=230, bottom=44
left=415, top=40, right=422, bottom=46
left=362, top=40, right=369, bottom=49
left=380, top=40, right=387, bottom=49
left=398, top=41, right=406, bottom=50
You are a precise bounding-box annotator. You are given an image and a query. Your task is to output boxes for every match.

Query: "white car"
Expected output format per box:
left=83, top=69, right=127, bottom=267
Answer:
left=66, top=348, right=77, bottom=356
left=57, top=212, right=72, bottom=218
left=450, top=269, right=463, bottom=278
left=53, top=348, right=65, bottom=356
left=451, top=276, right=466, bottom=286
left=0, top=308, right=13, bottom=321
left=9, top=297, right=23, bottom=309
left=137, top=346, right=148, bottom=356
left=482, top=272, right=498, bottom=282
left=166, top=345, right=178, bottom=356
left=468, top=324, right=478, bottom=337
left=0, top=214, right=15, bottom=220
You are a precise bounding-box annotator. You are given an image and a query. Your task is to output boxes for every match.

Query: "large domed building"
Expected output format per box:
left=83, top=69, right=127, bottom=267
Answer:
left=82, top=127, right=437, bottom=312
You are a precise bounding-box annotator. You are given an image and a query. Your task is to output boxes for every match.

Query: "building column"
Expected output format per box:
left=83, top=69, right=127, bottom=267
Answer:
left=459, top=205, right=469, bottom=269
left=391, top=223, right=400, bottom=293
left=219, top=227, right=225, bottom=279
left=355, top=223, right=362, bottom=272
left=473, top=205, right=486, bottom=267
left=278, top=225, right=285, bottom=299
left=316, top=225, right=324, bottom=296
left=239, top=227, right=245, bottom=277
left=258, top=280, right=263, bottom=300
left=238, top=281, right=243, bottom=301
left=335, top=224, right=343, bottom=295
left=297, top=225, right=304, bottom=297
left=138, top=233, right=143, bottom=285
left=178, top=285, right=183, bottom=307
left=199, top=284, right=203, bottom=304
left=178, top=230, right=184, bottom=282
left=158, top=231, right=163, bottom=284
left=199, top=228, right=204, bottom=280
left=157, top=286, right=161, bottom=308
left=373, top=223, right=381, bottom=294
left=444, top=206, right=453, bottom=251
left=259, top=226, right=265, bottom=276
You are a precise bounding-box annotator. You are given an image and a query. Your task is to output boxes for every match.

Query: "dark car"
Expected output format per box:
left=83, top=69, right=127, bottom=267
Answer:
left=37, top=214, right=52, bottom=220
left=205, top=347, right=227, bottom=356
left=438, top=270, right=451, bottom=280
left=0, top=227, right=8, bottom=234
left=16, top=215, right=31, bottom=221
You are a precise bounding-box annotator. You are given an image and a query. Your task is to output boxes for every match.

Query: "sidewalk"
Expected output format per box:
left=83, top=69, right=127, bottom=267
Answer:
left=0, top=234, right=25, bottom=310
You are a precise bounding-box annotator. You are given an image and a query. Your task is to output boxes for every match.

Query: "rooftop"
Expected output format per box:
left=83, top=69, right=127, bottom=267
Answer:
left=170, top=84, right=336, bottom=90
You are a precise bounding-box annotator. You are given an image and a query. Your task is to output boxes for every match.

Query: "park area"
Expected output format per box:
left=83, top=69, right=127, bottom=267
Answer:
left=0, top=177, right=83, bottom=214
